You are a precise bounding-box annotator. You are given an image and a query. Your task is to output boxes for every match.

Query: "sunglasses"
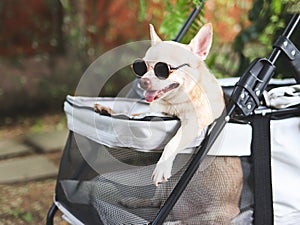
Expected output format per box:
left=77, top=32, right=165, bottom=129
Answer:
left=132, top=59, right=189, bottom=80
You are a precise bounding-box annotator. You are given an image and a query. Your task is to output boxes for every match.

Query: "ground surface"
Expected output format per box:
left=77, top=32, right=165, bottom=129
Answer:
left=0, top=113, right=68, bottom=225
left=0, top=179, right=66, bottom=225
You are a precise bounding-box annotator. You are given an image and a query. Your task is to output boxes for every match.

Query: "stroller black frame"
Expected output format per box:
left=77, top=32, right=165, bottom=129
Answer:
left=46, top=2, right=300, bottom=223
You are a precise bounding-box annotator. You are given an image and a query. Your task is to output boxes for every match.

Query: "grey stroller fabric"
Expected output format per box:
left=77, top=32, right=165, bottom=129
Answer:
left=65, top=95, right=252, bottom=156
left=264, top=84, right=300, bottom=109
left=65, top=95, right=196, bottom=152
left=54, top=79, right=300, bottom=224
left=58, top=138, right=254, bottom=225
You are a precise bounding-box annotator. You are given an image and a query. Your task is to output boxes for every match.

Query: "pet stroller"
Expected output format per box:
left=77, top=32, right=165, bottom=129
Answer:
left=46, top=7, right=300, bottom=224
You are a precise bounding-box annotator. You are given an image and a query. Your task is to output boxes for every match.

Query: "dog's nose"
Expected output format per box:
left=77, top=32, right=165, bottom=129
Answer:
left=139, top=77, right=152, bottom=90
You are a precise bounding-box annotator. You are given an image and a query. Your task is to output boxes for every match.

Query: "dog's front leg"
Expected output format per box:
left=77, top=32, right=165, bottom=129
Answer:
left=152, top=120, right=201, bottom=186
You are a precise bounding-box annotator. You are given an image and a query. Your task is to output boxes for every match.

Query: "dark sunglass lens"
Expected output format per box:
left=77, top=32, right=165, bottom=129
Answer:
left=132, top=59, right=147, bottom=77
left=154, top=62, right=169, bottom=79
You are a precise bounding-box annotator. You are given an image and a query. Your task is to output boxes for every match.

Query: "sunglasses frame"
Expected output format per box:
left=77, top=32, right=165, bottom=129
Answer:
left=132, top=59, right=189, bottom=80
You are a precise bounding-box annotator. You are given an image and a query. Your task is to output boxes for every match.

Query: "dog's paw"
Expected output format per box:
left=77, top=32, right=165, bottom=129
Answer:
left=94, top=104, right=114, bottom=116
left=152, top=160, right=173, bottom=186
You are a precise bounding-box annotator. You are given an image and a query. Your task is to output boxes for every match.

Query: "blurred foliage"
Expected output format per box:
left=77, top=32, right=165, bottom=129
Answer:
left=222, top=0, right=298, bottom=78
left=60, top=0, right=90, bottom=68
left=233, top=0, right=300, bottom=77
left=1, top=0, right=299, bottom=116
left=1, top=0, right=149, bottom=116
left=139, top=0, right=205, bottom=43
left=0, top=0, right=63, bottom=57
left=139, top=0, right=247, bottom=77
left=140, top=0, right=300, bottom=78
left=159, top=0, right=205, bottom=43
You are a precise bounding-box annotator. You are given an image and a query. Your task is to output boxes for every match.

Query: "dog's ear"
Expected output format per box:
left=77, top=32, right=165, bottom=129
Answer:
left=188, top=23, right=213, bottom=60
left=149, top=24, right=162, bottom=46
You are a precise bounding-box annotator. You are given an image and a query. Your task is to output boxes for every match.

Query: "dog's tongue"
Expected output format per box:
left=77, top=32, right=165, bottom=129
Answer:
left=144, top=90, right=158, bottom=102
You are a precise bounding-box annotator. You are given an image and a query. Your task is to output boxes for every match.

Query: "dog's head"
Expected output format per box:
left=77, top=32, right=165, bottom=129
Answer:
left=134, top=23, right=213, bottom=103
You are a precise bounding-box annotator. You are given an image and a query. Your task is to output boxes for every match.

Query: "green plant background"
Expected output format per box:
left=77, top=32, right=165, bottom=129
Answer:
left=139, top=0, right=300, bottom=78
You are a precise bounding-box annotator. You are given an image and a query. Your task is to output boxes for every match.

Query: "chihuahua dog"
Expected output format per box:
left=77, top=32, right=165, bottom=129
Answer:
left=95, top=24, right=243, bottom=224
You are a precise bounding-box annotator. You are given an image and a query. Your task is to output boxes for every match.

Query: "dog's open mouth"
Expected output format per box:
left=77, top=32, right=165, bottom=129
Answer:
left=144, top=83, right=180, bottom=102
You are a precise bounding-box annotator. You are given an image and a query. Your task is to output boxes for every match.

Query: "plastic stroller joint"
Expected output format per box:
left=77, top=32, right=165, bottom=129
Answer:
left=231, top=58, right=276, bottom=116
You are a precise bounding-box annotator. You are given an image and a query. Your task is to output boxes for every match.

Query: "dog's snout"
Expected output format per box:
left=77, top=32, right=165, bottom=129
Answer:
left=139, top=78, right=152, bottom=90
